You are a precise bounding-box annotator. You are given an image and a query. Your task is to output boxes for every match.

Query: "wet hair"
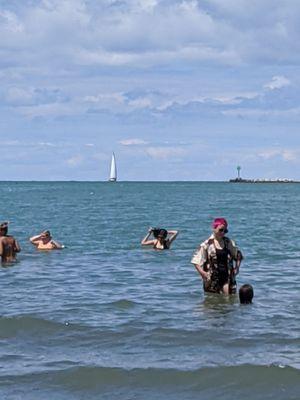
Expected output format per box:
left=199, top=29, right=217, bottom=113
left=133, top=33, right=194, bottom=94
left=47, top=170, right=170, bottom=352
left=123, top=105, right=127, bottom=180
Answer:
left=43, top=230, right=51, bottom=238
left=157, top=229, right=168, bottom=239
left=239, top=284, right=254, bottom=304
left=152, top=228, right=168, bottom=239
left=152, top=228, right=161, bottom=239
left=0, top=222, right=8, bottom=235
left=0, top=226, right=8, bottom=235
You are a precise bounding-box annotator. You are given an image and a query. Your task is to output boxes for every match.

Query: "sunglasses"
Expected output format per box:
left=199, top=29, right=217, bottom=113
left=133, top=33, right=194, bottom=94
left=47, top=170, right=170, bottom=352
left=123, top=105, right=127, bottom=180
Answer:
left=217, top=228, right=228, bottom=233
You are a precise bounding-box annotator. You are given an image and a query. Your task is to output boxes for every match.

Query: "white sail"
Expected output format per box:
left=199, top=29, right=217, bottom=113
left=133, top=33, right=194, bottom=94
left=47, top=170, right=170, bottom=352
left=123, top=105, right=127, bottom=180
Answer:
left=109, top=152, right=117, bottom=182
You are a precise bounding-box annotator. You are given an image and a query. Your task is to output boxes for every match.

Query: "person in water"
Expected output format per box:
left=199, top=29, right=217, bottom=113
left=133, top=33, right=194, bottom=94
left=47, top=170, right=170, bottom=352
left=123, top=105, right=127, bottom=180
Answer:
left=0, top=222, right=21, bottom=263
left=30, top=230, right=64, bottom=250
left=191, top=218, right=243, bottom=295
left=239, top=284, right=254, bottom=304
left=141, top=227, right=178, bottom=250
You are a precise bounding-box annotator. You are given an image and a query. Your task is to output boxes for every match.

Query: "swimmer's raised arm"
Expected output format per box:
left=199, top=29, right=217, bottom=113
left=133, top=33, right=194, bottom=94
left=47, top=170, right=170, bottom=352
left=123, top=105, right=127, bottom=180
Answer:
left=29, top=234, right=43, bottom=244
left=141, top=228, right=155, bottom=246
left=167, top=230, right=178, bottom=244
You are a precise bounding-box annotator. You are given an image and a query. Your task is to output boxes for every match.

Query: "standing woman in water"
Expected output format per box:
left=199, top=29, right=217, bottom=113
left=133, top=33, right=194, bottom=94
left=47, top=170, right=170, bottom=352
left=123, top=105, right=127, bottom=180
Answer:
left=141, top=227, right=178, bottom=250
left=0, top=222, right=21, bottom=263
left=191, top=218, right=243, bottom=295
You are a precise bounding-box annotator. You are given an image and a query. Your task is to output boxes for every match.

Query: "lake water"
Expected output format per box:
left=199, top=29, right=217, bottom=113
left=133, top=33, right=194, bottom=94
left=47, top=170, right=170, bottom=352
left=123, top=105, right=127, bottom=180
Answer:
left=0, top=182, right=299, bottom=399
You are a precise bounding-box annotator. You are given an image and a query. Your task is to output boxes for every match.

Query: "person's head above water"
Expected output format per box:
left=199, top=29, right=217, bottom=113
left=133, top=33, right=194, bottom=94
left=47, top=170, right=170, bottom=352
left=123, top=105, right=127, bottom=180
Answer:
left=152, top=228, right=168, bottom=240
left=157, top=229, right=168, bottom=240
left=212, top=217, right=228, bottom=238
left=0, top=221, right=9, bottom=235
left=239, top=284, right=254, bottom=304
left=41, top=230, right=51, bottom=239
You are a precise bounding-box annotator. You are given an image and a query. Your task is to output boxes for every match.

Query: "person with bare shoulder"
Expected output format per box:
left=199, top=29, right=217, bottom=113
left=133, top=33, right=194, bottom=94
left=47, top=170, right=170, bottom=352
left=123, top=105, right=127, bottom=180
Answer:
left=141, top=227, right=179, bottom=250
left=191, top=218, right=243, bottom=295
left=0, top=222, right=21, bottom=263
left=30, top=230, right=64, bottom=250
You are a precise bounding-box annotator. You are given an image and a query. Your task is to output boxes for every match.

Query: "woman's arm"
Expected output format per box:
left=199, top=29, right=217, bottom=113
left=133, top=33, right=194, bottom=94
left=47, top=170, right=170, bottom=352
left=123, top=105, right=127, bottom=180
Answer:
left=228, top=239, right=243, bottom=275
left=51, top=240, right=64, bottom=249
left=167, top=230, right=178, bottom=244
left=14, top=239, right=21, bottom=253
left=191, top=244, right=209, bottom=281
left=29, top=234, right=43, bottom=245
left=194, top=264, right=209, bottom=280
left=234, top=250, right=243, bottom=275
left=141, top=229, right=155, bottom=246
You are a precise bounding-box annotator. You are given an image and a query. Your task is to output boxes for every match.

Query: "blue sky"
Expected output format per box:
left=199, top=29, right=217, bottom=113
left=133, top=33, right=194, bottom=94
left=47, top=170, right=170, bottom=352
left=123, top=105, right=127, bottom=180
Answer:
left=1, top=0, right=300, bottom=180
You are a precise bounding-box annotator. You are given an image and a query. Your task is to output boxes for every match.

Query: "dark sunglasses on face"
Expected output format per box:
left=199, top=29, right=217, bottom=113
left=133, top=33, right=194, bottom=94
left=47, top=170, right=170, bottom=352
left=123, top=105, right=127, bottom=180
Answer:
left=218, top=228, right=228, bottom=233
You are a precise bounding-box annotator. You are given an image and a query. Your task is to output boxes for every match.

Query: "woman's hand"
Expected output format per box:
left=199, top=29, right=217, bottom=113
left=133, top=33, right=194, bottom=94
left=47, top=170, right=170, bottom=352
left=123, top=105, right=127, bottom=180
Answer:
left=202, top=271, right=210, bottom=281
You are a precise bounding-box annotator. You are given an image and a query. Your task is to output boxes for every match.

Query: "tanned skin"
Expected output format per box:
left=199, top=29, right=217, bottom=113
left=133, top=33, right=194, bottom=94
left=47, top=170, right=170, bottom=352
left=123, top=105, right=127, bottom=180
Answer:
left=30, top=231, right=64, bottom=250
left=0, top=227, right=21, bottom=263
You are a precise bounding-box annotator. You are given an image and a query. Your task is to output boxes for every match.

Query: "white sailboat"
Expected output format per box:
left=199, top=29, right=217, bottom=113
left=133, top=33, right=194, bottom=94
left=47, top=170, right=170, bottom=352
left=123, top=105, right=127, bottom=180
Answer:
left=109, top=152, right=117, bottom=182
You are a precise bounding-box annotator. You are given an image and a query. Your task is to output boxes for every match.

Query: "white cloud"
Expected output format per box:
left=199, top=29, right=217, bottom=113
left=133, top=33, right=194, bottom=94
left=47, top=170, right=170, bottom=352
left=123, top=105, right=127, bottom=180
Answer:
left=1, top=0, right=300, bottom=81
left=0, top=140, right=21, bottom=146
left=5, top=87, right=34, bottom=105
left=145, top=146, right=186, bottom=159
left=83, top=93, right=125, bottom=104
left=128, top=97, right=152, bottom=109
left=66, top=155, right=83, bottom=166
left=0, top=140, right=58, bottom=147
left=258, top=148, right=300, bottom=162
left=119, top=138, right=148, bottom=146
left=37, top=142, right=56, bottom=147
left=282, top=150, right=299, bottom=162
left=263, top=76, right=291, bottom=90
left=0, top=10, right=23, bottom=33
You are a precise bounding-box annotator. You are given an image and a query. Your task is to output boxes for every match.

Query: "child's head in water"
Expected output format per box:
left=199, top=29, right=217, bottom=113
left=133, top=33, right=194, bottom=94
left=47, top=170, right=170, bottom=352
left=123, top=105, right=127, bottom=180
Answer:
left=239, top=284, right=254, bottom=304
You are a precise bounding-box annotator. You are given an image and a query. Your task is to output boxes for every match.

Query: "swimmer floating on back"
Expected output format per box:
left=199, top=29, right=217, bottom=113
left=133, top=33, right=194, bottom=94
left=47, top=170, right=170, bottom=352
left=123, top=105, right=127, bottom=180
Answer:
left=30, top=230, right=64, bottom=250
left=141, top=227, right=178, bottom=250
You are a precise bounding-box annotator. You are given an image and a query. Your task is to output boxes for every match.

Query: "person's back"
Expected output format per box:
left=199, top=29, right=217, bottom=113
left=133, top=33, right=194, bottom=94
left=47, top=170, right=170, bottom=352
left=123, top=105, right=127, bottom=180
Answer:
left=239, top=284, right=254, bottom=304
left=0, top=223, right=21, bottom=263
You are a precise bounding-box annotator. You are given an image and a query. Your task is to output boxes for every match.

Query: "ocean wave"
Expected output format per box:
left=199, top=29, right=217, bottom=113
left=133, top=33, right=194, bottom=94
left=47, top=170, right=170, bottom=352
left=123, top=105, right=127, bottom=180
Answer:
left=103, top=299, right=140, bottom=309
left=0, top=316, right=79, bottom=338
left=1, top=364, right=299, bottom=399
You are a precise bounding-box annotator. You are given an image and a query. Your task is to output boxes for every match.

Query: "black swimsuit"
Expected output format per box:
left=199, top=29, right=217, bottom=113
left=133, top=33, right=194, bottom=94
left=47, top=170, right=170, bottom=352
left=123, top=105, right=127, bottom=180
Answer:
left=204, top=242, right=231, bottom=293
left=214, top=246, right=229, bottom=287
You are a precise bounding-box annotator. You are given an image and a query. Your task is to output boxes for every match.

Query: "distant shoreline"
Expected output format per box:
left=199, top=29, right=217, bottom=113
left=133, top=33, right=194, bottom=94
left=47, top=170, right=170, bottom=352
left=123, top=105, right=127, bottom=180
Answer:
left=1, top=180, right=300, bottom=183
left=229, top=178, right=300, bottom=183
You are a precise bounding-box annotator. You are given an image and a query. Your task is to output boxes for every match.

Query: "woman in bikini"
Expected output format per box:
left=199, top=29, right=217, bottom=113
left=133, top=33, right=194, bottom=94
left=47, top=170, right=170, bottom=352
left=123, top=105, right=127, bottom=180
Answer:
left=141, top=227, right=178, bottom=250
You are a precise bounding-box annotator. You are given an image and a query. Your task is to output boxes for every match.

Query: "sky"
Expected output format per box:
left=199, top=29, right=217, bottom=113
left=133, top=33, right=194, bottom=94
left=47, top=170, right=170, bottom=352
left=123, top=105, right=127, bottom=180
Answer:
left=1, top=0, right=300, bottom=181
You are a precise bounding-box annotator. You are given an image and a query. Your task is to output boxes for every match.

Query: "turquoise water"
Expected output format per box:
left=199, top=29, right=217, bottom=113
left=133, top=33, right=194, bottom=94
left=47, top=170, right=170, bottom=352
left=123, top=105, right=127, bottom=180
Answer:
left=0, top=182, right=299, bottom=399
